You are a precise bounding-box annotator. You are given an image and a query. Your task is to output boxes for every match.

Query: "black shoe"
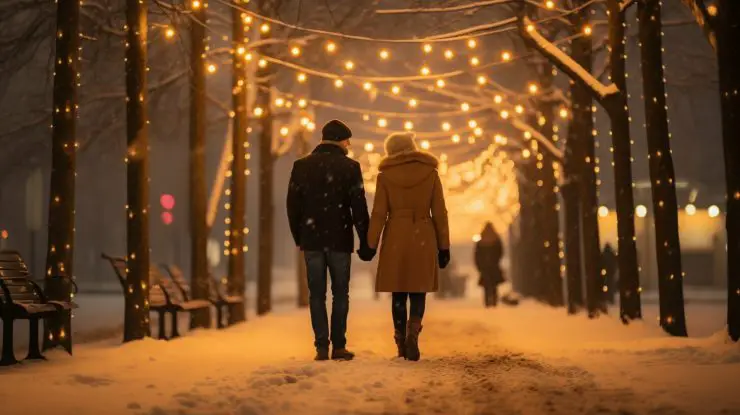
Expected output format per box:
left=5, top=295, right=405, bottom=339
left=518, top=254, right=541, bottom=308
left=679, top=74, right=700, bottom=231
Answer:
left=331, top=348, right=355, bottom=361
left=315, top=348, right=329, bottom=361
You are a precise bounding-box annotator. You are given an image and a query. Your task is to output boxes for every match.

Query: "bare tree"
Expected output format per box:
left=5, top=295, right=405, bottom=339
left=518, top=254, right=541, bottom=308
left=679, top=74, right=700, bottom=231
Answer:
left=123, top=0, right=151, bottom=342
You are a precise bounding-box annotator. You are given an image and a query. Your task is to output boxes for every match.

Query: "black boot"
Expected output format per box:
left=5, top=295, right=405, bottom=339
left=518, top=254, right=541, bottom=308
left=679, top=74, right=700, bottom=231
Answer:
left=405, top=317, right=423, bottom=361
left=315, top=348, right=329, bottom=361
left=331, top=348, right=355, bottom=361
left=394, top=329, right=406, bottom=358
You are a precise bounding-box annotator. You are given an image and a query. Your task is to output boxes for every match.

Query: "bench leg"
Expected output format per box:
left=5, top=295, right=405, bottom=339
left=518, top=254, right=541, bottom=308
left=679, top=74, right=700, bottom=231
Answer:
left=1, top=317, right=18, bottom=366
left=157, top=311, right=167, bottom=340
left=216, top=305, right=225, bottom=329
left=25, top=317, right=46, bottom=360
left=170, top=310, right=181, bottom=338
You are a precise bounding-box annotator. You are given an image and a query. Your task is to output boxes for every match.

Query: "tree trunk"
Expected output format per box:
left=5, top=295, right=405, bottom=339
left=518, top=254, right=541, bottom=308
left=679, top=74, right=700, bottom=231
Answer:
left=565, top=0, right=599, bottom=316
left=295, top=130, right=309, bottom=308
left=606, top=0, right=642, bottom=321
left=637, top=0, right=688, bottom=336
left=227, top=2, right=248, bottom=325
left=256, top=89, right=274, bottom=315
left=189, top=3, right=210, bottom=328
left=535, top=86, right=563, bottom=307
left=716, top=0, right=740, bottom=342
left=123, top=0, right=150, bottom=342
left=43, top=0, right=79, bottom=352
left=518, top=154, right=542, bottom=299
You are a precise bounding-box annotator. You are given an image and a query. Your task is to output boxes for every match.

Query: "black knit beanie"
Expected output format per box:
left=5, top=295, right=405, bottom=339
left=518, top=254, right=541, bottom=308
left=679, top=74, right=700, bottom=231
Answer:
left=321, top=119, right=352, bottom=141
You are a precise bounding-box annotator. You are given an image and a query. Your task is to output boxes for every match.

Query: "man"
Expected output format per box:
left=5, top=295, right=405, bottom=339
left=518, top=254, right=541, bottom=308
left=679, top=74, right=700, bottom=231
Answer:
left=287, top=119, right=375, bottom=361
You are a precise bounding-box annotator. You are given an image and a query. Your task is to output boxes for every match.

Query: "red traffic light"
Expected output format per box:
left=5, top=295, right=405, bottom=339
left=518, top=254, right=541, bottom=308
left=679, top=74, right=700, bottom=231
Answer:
left=160, top=193, right=175, bottom=210
left=161, top=212, right=173, bottom=225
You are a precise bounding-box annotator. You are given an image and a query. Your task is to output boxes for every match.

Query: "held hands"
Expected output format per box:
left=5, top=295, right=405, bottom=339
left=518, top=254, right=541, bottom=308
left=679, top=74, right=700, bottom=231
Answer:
left=357, top=244, right=377, bottom=262
left=438, top=249, right=451, bottom=269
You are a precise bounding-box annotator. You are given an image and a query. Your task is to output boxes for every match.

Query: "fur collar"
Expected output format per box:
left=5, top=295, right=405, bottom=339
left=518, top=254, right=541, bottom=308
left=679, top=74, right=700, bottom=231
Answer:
left=378, top=150, right=439, bottom=171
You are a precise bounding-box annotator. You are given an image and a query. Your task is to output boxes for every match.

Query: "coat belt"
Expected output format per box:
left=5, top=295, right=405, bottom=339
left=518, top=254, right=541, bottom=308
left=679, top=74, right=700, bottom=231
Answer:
left=389, top=210, right=431, bottom=222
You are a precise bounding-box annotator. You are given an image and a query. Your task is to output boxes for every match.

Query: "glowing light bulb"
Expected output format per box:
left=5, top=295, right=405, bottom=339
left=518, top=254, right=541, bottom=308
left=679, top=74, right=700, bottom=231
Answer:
left=545, top=0, right=555, bottom=9
left=707, top=4, right=718, bottom=16
left=242, top=15, right=253, bottom=24
left=442, top=122, right=451, bottom=131
left=468, top=120, right=478, bottom=128
left=436, top=79, right=446, bottom=88
left=377, top=118, right=387, bottom=128
left=598, top=206, right=609, bottom=217
left=472, top=234, right=482, bottom=242
left=300, top=117, right=310, bottom=126
left=708, top=205, right=720, bottom=217
left=274, top=97, right=285, bottom=107
left=165, top=28, right=175, bottom=39
left=404, top=121, right=414, bottom=131
left=244, top=53, right=253, bottom=61
left=379, top=49, right=390, bottom=60
left=253, top=107, right=264, bottom=117
left=298, top=99, right=307, bottom=108
left=559, top=108, right=569, bottom=118
left=236, top=46, right=245, bottom=55
left=636, top=205, right=648, bottom=218
left=364, top=142, right=375, bottom=152
left=451, top=134, right=461, bottom=143
left=444, top=49, right=454, bottom=60
left=685, top=204, right=696, bottom=216
left=422, top=43, right=433, bottom=53
left=297, top=73, right=307, bottom=83
left=500, top=110, right=510, bottom=119
left=461, top=102, right=470, bottom=112
left=391, top=85, right=401, bottom=95
left=501, top=51, right=512, bottom=61
left=325, top=41, right=337, bottom=53
left=522, top=149, right=531, bottom=158
left=290, top=46, right=301, bottom=56
left=477, top=75, right=487, bottom=85
left=344, top=60, right=355, bottom=71
left=258, top=59, right=267, bottom=68
left=334, top=79, right=344, bottom=88
left=528, top=83, right=538, bottom=94
left=408, top=99, right=418, bottom=108
left=307, top=122, right=316, bottom=131
left=191, top=0, right=201, bottom=9
left=420, top=140, right=430, bottom=150
left=420, top=66, right=431, bottom=76
left=363, top=82, right=373, bottom=91
left=260, top=23, right=270, bottom=34
left=467, top=39, right=477, bottom=49
left=467, top=136, right=476, bottom=144
left=207, top=63, right=217, bottom=73
left=583, top=25, right=593, bottom=36
left=514, top=105, right=523, bottom=114
left=474, top=127, right=483, bottom=136
left=494, top=95, right=503, bottom=104
left=469, top=56, right=480, bottom=66
left=279, top=126, right=289, bottom=137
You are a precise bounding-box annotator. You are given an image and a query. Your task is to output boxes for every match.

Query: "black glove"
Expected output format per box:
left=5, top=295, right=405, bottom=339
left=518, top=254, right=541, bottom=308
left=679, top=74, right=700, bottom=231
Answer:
left=357, top=245, right=377, bottom=262
left=438, top=249, right=451, bottom=269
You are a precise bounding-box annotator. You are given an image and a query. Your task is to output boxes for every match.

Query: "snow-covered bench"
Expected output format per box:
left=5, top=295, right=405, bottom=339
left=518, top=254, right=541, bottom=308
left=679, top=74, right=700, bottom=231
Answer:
left=100, top=254, right=210, bottom=340
left=0, top=250, right=78, bottom=366
left=162, top=264, right=244, bottom=329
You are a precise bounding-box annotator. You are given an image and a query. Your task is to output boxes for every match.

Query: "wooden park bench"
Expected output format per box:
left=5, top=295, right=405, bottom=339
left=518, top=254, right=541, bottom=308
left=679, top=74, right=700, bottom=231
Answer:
left=162, top=264, right=244, bottom=329
left=101, top=254, right=210, bottom=339
left=0, top=250, right=78, bottom=366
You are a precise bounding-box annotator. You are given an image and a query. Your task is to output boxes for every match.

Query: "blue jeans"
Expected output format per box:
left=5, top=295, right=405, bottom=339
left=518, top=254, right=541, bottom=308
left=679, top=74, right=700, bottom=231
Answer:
left=303, top=251, right=351, bottom=350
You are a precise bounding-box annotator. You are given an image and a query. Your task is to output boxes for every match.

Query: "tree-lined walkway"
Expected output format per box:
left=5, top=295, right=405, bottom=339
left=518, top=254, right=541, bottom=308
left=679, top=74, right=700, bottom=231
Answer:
left=2, top=296, right=737, bottom=415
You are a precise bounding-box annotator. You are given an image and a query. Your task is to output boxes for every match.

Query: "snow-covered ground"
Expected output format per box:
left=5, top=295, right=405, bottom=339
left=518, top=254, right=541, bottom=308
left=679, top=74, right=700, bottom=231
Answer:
left=1, top=276, right=739, bottom=415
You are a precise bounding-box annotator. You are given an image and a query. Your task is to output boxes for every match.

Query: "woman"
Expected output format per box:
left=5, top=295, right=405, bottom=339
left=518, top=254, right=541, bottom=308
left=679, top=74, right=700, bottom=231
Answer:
left=475, top=222, right=505, bottom=307
left=367, top=132, right=450, bottom=361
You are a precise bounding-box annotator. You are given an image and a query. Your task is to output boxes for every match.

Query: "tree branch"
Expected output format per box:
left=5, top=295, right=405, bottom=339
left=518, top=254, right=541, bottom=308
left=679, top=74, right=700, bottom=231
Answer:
left=678, top=0, right=716, bottom=50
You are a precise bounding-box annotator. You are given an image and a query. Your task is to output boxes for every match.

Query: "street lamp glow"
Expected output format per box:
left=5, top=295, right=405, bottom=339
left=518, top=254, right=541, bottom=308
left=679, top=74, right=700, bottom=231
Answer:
left=636, top=205, right=648, bottom=218
left=708, top=205, right=721, bottom=218
left=598, top=206, right=609, bottom=217
left=685, top=203, right=696, bottom=216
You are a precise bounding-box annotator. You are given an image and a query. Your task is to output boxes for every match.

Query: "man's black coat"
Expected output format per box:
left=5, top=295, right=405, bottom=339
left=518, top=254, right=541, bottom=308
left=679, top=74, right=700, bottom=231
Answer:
left=287, top=143, right=370, bottom=253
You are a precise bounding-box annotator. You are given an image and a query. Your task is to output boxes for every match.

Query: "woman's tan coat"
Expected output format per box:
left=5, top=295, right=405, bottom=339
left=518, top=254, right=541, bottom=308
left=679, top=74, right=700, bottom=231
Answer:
left=367, top=151, right=450, bottom=293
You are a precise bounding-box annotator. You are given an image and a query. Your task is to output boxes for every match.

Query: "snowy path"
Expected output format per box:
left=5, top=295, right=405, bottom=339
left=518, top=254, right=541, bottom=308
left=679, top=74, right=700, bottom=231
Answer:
left=2, top=297, right=739, bottom=415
